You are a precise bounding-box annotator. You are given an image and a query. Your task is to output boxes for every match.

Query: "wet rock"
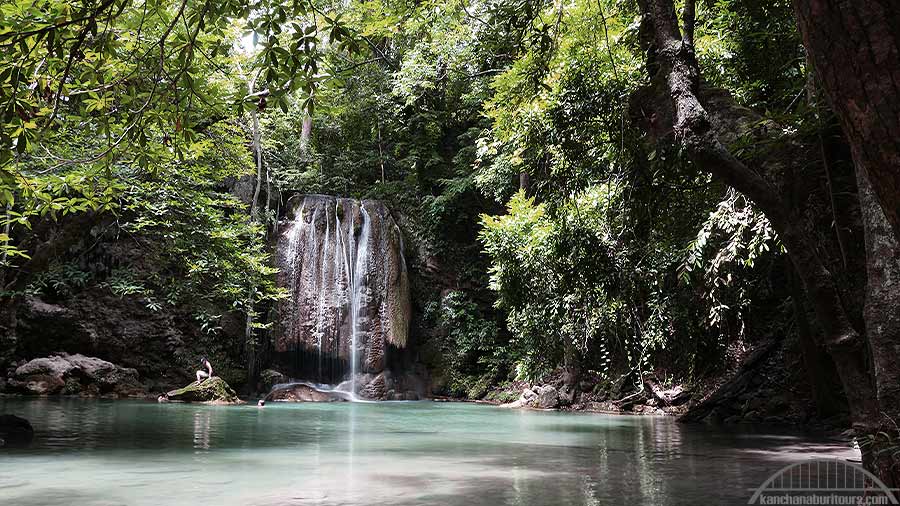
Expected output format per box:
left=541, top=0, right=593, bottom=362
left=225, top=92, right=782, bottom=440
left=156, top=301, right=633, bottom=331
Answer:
left=360, top=373, right=388, bottom=400
left=159, top=377, right=242, bottom=404
left=6, top=353, right=144, bottom=397
left=0, top=414, right=34, bottom=447
left=265, top=383, right=346, bottom=402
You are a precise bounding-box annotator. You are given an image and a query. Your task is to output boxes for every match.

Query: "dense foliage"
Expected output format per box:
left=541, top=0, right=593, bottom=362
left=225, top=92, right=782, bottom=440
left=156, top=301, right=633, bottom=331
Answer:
left=0, top=0, right=838, bottom=393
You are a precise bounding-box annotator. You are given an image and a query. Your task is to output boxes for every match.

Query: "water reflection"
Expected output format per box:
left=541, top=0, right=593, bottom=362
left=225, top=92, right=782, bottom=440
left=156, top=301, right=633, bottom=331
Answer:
left=193, top=411, right=211, bottom=450
left=0, top=399, right=857, bottom=506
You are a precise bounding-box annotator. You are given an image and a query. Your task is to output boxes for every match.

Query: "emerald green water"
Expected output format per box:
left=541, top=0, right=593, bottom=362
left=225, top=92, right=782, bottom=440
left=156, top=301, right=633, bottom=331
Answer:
left=0, top=399, right=856, bottom=505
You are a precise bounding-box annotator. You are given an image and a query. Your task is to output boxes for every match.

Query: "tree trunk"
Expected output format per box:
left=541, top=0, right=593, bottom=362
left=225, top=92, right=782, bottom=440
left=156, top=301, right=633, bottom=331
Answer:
left=377, top=119, right=386, bottom=183
left=300, top=113, right=312, bottom=149
left=246, top=78, right=265, bottom=388
left=635, top=0, right=894, bottom=483
left=857, top=168, right=900, bottom=486
left=794, top=0, right=900, bottom=240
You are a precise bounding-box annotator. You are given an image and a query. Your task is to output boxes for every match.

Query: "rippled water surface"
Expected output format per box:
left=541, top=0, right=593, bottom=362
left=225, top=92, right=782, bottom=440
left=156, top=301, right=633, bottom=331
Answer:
left=0, top=398, right=856, bottom=505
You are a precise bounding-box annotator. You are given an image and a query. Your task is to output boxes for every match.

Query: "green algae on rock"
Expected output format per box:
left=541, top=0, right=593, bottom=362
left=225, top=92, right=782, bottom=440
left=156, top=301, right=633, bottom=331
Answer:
left=158, top=377, right=242, bottom=405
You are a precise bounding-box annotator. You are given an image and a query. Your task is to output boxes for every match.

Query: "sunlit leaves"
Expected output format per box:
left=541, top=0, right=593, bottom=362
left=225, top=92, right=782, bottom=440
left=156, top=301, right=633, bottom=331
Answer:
left=680, top=189, right=781, bottom=335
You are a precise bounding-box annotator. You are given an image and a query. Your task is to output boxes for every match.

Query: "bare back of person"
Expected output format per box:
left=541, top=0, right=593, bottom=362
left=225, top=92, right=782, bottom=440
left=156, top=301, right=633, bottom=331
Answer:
left=195, top=357, right=213, bottom=383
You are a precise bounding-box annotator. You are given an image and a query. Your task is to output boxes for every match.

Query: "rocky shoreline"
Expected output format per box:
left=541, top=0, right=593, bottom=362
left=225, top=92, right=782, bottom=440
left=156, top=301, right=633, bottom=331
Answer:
left=457, top=339, right=852, bottom=432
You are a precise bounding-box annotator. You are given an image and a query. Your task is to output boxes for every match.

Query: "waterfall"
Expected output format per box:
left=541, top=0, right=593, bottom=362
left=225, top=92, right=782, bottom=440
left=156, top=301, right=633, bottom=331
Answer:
left=284, top=202, right=306, bottom=345
left=274, top=195, right=410, bottom=398
left=349, top=204, right=370, bottom=397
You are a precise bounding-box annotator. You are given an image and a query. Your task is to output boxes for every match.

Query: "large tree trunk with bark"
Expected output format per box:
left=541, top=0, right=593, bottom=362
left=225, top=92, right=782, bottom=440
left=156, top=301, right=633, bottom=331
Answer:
left=634, top=0, right=899, bottom=485
left=857, top=169, right=900, bottom=484
left=794, top=0, right=900, bottom=240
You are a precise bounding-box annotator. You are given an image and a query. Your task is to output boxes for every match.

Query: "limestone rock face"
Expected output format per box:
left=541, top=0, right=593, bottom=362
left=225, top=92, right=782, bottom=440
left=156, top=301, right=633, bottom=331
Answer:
left=355, top=370, right=427, bottom=401
left=274, top=195, right=411, bottom=383
left=359, top=373, right=388, bottom=400
left=159, top=377, right=241, bottom=404
left=7, top=353, right=144, bottom=397
left=11, top=292, right=185, bottom=384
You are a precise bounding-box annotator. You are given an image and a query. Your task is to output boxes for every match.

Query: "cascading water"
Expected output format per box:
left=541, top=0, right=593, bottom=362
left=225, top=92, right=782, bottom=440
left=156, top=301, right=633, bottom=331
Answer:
left=348, top=205, right=370, bottom=397
left=273, top=195, right=411, bottom=400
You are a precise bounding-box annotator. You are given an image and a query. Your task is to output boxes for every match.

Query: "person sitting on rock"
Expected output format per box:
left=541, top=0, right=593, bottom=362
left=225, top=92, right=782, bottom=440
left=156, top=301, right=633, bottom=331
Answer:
left=196, top=357, right=213, bottom=383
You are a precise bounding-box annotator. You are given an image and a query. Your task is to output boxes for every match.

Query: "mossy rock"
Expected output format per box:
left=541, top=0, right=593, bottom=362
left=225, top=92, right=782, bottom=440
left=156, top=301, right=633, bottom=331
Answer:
left=159, top=377, right=243, bottom=404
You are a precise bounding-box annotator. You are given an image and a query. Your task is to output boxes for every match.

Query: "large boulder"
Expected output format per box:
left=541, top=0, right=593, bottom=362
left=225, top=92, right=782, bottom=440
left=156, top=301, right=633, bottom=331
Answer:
left=159, top=377, right=242, bottom=404
left=534, top=385, right=560, bottom=409
left=0, top=414, right=34, bottom=447
left=7, top=356, right=73, bottom=395
left=6, top=353, right=144, bottom=397
left=64, top=354, right=142, bottom=395
left=265, top=383, right=347, bottom=402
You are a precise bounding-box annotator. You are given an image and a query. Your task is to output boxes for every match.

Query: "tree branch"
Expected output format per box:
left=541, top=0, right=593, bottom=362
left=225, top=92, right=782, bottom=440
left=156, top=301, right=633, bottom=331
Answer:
left=682, top=0, right=695, bottom=46
left=635, top=0, right=787, bottom=225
